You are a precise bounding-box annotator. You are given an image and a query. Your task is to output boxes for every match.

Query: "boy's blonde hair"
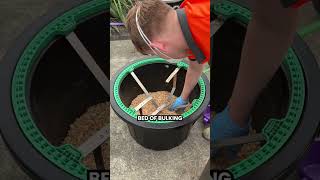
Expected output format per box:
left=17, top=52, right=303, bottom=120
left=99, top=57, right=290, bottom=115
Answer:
left=126, top=0, right=172, bottom=54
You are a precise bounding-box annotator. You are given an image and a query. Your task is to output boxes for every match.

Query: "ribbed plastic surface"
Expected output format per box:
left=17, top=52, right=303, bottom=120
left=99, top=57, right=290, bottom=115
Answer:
left=11, top=0, right=108, bottom=179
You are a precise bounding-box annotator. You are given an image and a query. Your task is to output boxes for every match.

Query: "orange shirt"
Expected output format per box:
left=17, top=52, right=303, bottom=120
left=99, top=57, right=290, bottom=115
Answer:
left=285, top=0, right=310, bottom=8
left=179, top=0, right=210, bottom=64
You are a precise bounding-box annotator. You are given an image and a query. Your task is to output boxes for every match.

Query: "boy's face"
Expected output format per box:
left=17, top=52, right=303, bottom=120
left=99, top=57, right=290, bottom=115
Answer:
left=146, top=41, right=188, bottom=59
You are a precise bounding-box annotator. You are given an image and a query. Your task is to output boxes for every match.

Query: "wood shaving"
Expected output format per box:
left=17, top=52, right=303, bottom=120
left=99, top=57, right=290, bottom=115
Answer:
left=63, top=102, right=110, bottom=169
left=211, top=112, right=261, bottom=169
left=130, top=91, right=192, bottom=115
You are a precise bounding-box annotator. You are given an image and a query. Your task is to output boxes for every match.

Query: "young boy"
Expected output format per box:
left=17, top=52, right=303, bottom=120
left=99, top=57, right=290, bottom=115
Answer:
left=126, top=0, right=210, bottom=112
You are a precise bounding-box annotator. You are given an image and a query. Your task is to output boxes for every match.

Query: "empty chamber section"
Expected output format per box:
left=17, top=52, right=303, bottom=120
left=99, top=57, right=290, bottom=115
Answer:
left=212, top=19, right=289, bottom=132
left=119, top=63, right=201, bottom=107
left=29, top=12, right=109, bottom=146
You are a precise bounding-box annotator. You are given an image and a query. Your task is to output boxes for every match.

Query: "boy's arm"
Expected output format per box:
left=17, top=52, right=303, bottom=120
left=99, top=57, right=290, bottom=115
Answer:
left=169, top=59, right=204, bottom=111
left=180, top=60, right=205, bottom=100
left=228, top=0, right=299, bottom=126
left=211, top=0, right=299, bottom=148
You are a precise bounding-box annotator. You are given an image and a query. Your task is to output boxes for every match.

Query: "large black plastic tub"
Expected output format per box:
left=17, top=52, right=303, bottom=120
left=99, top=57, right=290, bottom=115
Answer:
left=111, top=59, right=210, bottom=150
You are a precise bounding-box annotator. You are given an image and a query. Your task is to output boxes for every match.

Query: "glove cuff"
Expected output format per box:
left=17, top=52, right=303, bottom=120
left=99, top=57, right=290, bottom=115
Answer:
left=223, top=106, right=250, bottom=133
left=178, top=96, right=189, bottom=104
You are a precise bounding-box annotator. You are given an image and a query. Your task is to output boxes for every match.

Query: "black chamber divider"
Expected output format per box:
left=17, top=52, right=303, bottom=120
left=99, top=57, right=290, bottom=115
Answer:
left=29, top=12, right=109, bottom=146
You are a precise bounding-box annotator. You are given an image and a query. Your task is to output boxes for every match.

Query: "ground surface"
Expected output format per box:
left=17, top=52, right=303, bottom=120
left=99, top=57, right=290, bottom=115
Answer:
left=0, top=1, right=319, bottom=180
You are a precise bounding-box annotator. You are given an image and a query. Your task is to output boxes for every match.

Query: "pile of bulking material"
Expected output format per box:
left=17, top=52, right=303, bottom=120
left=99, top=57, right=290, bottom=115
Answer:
left=130, top=91, right=192, bottom=115
left=63, top=102, right=110, bottom=169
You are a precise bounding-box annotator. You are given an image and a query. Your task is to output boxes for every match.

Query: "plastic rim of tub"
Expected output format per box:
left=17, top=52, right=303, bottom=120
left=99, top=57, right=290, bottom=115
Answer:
left=110, top=57, right=210, bottom=130
left=112, top=58, right=207, bottom=123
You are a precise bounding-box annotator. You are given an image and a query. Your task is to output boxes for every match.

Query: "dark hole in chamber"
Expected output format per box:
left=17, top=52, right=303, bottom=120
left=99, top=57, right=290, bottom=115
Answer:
left=29, top=12, right=109, bottom=146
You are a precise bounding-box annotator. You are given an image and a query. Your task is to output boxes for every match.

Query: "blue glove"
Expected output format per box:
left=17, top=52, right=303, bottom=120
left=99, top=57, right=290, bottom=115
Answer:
left=211, top=106, right=250, bottom=158
left=169, top=96, right=188, bottom=111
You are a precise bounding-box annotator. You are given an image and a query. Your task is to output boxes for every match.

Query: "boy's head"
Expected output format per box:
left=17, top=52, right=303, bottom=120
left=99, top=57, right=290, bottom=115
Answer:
left=126, top=0, right=188, bottom=59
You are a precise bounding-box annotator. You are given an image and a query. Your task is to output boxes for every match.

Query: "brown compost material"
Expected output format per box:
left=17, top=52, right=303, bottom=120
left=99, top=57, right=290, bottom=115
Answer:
left=63, top=102, right=110, bottom=169
left=130, top=91, right=192, bottom=115
left=211, top=130, right=261, bottom=169
left=211, top=112, right=261, bottom=170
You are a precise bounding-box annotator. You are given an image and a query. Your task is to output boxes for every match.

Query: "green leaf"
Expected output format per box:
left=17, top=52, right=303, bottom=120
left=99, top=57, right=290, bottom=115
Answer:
left=110, top=0, right=134, bottom=22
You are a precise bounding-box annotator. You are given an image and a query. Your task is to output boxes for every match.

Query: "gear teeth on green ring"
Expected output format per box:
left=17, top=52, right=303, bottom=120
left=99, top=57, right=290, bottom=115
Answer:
left=11, top=0, right=108, bottom=179
left=128, top=107, right=137, bottom=117
left=177, top=61, right=188, bottom=68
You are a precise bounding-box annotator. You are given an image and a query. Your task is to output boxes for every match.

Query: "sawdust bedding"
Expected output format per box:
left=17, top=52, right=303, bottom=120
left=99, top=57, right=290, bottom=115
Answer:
left=130, top=91, right=192, bottom=115
left=211, top=112, right=261, bottom=169
left=63, top=102, right=110, bottom=169
left=211, top=129, right=261, bottom=169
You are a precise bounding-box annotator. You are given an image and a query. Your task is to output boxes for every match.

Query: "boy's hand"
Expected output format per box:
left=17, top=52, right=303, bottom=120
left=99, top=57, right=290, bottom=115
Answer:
left=211, top=106, right=250, bottom=158
left=180, top=61, right=205, bottom=102
left=169, top=96, right=188, bottom=111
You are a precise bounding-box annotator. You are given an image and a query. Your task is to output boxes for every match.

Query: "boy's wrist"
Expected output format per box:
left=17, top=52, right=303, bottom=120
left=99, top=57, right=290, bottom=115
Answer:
left=180, top=94, right=189, bottom=101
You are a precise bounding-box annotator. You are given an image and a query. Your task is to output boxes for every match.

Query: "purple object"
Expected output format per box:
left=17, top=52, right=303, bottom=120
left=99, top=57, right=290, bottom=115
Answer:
left=299, top=138, right=320, bottom=180
left=110, top=22, right=125, bottom=26
left=203, top=105, right=211, bottom=125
